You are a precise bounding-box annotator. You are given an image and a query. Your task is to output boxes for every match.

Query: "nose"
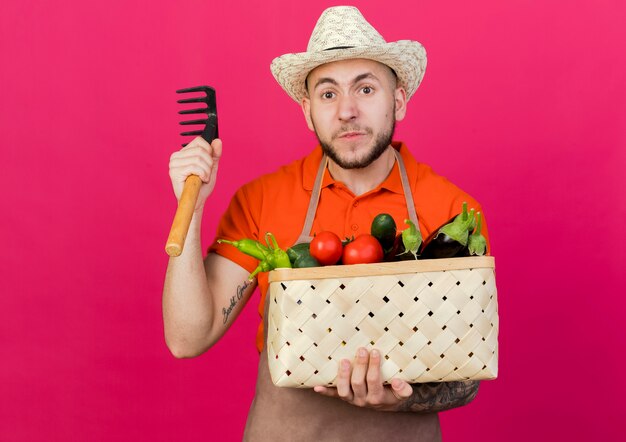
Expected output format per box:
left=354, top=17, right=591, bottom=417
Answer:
left=337, top=94, right=358, bottom=122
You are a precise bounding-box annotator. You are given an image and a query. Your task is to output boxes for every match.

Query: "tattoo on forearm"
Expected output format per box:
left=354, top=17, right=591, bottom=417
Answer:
left=222, top=280, right=251, bottom=324
left=396, top=380, right=480, bottom=413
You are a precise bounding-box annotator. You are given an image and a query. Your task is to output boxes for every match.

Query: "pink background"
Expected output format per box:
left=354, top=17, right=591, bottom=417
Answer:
left=1, top=0, right=624, bottom=440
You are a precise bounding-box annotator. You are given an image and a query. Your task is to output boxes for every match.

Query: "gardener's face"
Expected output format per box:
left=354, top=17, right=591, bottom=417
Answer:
left=302, top=58, right=407, bottom=169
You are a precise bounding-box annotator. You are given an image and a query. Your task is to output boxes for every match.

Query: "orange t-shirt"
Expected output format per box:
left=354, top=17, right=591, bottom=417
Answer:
left=208, top=142, right=489, bottom=352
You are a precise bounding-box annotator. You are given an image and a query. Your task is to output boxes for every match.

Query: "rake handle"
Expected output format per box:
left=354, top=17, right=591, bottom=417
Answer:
left=165, top=174, right=203, bottom=257
left=166, top=85, right=217, bottom=257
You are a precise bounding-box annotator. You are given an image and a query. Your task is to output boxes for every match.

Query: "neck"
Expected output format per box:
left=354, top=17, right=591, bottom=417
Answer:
left=327, top=146, right=396, bottom=196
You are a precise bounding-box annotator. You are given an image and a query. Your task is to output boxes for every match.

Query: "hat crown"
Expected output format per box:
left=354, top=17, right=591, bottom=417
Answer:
left=270, top=6, right=427, bottom=103
left=306, top=6, right=387, bottom=52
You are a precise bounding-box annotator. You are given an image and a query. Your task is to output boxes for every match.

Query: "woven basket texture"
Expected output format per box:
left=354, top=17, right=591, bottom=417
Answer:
left=267, top=257, right=498, bottom=388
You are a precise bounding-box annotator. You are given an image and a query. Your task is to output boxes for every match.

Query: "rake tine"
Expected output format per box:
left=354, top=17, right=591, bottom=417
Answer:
left=179, top=119, right=208, bottom=126
left=177, top=96, right=209, bottom=104
left=178, top=107, right=208, bottom=115
left=176, top=86, right=213, bottom=94
left=180, top=130, right=204, bottom=136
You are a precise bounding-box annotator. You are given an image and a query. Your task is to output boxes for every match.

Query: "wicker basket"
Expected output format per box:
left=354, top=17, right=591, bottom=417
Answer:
left=266, top=256, right=498, bottom=388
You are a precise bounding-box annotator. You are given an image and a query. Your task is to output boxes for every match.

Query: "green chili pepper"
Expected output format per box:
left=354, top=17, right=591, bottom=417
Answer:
left=262, top=232, right=292, bottom=270
left=248, top=259, right=273, bottom=280
left=217, top=238, right=270, bottom=261
left=218, top=232, right=292, bottom=280
left=468, top=212, right=487, bottom=256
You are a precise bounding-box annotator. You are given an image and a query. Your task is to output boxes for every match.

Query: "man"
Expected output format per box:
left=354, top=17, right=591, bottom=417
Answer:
left=164, top=6, right=488, bottom=441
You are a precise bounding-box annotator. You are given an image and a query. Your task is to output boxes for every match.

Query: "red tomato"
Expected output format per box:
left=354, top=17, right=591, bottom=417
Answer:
left=310, top=231, right=343, bottom=266
left=342, top=234, right=384, bottom=265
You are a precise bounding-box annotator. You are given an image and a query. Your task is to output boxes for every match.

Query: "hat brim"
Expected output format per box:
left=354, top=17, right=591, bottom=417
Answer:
left=270, top=40, right=427, bottom=103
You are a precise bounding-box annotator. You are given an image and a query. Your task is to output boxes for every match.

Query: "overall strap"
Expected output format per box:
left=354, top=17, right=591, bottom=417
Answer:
left=293, top=148, right=420, bottom=245
left=393, top=148, right=420, bottom=231
left=293, top=154, right=328, bottom=245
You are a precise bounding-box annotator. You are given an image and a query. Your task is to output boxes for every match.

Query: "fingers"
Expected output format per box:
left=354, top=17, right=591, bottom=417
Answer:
left=181, top=135, right=212, bottom=151
left=364, top=349, right=385, bottom=403
left=390, top=378, right=413, bottom=401
left=169, top=155, right=213, bottom=182
left=210, top=138, right=223, bottom=160
left=168, top=136, right=223, bottom=202
left=171, top=137, right=221, bottom=180
left=206, top=138, right=222, bottom=183
left=313, top=385, right=338, bottom=398
left=182, top=136, right=222, bottom=160
left=313, top=348, right=411, bottom=410
left=350, top=348, right=369, bottom=403
left=325, top=348, right=382, bottom=406
left=336, top=359, right=354, bottom=401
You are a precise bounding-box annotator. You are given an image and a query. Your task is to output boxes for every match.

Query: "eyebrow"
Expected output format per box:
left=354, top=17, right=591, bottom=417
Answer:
left=312, top=72, right=380, bottom=91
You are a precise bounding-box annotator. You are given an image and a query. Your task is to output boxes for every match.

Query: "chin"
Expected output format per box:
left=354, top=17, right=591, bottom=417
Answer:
left=330, top=151, right=377, bottom=170
left=324, top=142, right=389, bottom=170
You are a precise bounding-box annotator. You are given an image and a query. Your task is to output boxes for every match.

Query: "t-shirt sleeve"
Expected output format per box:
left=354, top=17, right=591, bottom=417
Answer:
left=207, top=183, right=262, bottom=274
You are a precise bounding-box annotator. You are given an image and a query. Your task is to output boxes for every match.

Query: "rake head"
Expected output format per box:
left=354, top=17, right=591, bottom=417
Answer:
left=176, top=85, right=218, bottom=147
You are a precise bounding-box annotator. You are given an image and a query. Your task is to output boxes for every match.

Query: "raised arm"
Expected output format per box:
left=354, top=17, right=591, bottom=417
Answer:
left=162, top=137, right=256, bottom=358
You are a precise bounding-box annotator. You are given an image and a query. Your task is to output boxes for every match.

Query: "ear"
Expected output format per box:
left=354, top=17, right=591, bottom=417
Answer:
left=394, top=87, right=408, bottom=122
left=301, top=97, right=315, bottom=131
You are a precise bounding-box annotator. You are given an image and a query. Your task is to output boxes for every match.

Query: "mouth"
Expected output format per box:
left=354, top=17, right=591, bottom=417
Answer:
left=337, top=131, right=367, bottom=140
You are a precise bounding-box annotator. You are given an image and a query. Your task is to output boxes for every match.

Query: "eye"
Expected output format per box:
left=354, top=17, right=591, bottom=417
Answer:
left=361, top=86, right=373, bottom=94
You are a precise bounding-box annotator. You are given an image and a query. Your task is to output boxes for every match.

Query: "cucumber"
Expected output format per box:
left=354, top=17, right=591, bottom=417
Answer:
left=287, top=243, right=311, bottom=264
left=294, top=254, right=320, bottom=268
left=287, top=243, right=320, bottom=268
left=371, top=213, right=397, bottom=252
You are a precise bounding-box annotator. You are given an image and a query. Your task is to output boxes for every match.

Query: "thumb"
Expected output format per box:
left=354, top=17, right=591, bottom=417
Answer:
left=210, top=138, right=223, bottom=160
left=390, top=378, right=413, bottom=401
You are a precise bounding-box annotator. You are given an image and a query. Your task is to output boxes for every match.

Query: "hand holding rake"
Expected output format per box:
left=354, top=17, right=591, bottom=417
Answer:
left=165, top=86, right=219, bottom=257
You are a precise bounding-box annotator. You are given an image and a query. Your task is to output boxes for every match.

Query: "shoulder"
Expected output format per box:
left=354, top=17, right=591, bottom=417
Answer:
left=398, top=143, right=467, bottom=194
left=237, top=147, right=321, bottom=196
left=397, top=142, right=484, bottom=232
left=397, top=143, right=448, bottom=180
left=210, top=149, right=319, bottom=268
left=223, top=148, right=320, bottom=247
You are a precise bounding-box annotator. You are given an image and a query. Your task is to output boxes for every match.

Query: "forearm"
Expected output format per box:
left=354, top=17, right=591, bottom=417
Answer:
left=395, top=380, right=480, bottom=413
left=162, top=207, right=215, bottom=357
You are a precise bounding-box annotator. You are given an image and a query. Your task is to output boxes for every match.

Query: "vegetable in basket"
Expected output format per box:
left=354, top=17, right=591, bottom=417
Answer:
left=399, top=219, right=422, bottom=259
left=309, top=231, right=343, bottom=265
left=342, top=234, right=384, bottom=264
left=467, top=212, right=487, bottom=256
left=287, top=242, right=321, bottom=268
left=420, top=202, right=476, bottom=259
left=215, top=238, right=270, bottom=261
left=370, top=213, right=397, bottom=253
left=218, top=232, right=292, bottom=279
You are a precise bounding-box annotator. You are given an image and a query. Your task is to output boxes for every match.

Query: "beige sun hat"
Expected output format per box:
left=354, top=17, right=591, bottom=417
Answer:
left=270, top=6, right=427, bottom=103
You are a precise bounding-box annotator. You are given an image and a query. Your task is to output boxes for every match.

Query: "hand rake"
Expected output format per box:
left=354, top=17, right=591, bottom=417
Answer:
left=165, top=86, right=218, bottom=257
